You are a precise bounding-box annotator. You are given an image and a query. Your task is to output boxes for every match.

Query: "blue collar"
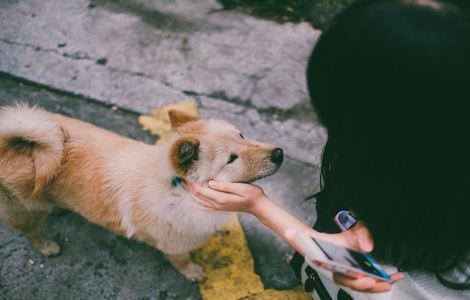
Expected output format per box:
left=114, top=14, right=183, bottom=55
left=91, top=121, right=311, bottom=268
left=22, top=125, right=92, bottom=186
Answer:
left=171, top=176, right=183, bottom=187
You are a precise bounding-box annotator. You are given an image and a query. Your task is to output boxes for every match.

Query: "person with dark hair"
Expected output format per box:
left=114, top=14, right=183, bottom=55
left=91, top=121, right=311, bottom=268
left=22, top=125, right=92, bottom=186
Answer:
left=183, top=0, right=470, bottom=298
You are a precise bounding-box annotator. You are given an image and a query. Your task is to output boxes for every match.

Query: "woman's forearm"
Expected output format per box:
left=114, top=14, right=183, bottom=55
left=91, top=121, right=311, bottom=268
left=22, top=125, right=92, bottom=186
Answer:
left=251, top=196, right=326, bottom=256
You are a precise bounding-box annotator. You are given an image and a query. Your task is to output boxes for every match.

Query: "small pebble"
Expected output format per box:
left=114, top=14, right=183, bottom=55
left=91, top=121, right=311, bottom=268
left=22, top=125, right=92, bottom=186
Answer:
left=28, top=258, right=35, bottom=265
left=39, top=264, right=44, bottom=268
left=111, top=105, right=118, bottom=112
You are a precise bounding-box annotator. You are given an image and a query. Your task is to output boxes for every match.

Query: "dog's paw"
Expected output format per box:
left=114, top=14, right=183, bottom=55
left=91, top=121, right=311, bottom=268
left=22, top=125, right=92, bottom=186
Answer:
left=36, top=240, right=61, bottom=257
left=182, top=262, right=206, bottom=282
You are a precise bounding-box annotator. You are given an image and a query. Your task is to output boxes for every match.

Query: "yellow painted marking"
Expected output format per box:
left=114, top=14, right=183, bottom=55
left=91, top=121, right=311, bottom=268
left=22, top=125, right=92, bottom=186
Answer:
left=140, top=101, right=312, bottom=300
left=192, top=216, right=265, bottom=300
left=242, top=288, right=312, bottom=300
left=192, top=216, right=312, bottom=300
left=138, top=99, right=198, bottom=144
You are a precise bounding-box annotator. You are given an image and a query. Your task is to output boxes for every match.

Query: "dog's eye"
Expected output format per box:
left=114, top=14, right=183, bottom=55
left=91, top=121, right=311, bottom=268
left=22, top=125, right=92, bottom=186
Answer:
left=227, top=154, right=238, bottom=164
left=239, top=133, right=245, bottom=139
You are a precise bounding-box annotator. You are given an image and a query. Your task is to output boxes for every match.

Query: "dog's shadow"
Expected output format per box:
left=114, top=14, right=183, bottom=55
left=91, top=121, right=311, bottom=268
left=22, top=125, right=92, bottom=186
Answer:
left=0, top=209, right=201, bottom=300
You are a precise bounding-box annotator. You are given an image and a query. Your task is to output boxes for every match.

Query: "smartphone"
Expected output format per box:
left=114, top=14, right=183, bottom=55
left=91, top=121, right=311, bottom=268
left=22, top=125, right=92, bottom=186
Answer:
left=296, top=232, right=392, bottom=282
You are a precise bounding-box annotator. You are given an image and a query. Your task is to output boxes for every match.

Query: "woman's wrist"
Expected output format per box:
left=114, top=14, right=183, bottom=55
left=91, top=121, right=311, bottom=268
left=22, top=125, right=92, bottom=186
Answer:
left=249, top=196, right=318, bottom=252
left=250, top=195, right=274, bottom=221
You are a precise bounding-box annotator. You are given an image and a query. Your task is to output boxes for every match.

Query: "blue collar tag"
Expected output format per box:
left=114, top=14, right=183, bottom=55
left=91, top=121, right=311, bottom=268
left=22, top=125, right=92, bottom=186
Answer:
left=171, top=177, right=182, bottom=187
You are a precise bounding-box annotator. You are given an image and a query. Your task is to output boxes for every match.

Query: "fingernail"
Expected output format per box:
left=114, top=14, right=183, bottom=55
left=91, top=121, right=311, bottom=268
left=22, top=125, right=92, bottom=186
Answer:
left=208, top=180, right=217, bottom=187
left=361, top=236, right=373, bottom=252
left=365, top=239, right=373, bottom=251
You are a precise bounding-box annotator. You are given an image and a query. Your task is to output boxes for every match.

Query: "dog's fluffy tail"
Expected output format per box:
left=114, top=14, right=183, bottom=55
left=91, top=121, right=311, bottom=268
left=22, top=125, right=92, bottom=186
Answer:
left=0, top=104, right=65, bottom=196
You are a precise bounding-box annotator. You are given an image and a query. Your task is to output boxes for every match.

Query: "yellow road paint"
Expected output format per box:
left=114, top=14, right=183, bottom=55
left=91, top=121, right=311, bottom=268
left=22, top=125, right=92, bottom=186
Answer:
left=192, top=216, right=312, bottom=300
left=242, top=288, right=312, bottom=300
left=140, top=101, right=311, bottom=300
left=138, top=99, right=198, bottom=144
left=192, top=216, right=265, bottom=300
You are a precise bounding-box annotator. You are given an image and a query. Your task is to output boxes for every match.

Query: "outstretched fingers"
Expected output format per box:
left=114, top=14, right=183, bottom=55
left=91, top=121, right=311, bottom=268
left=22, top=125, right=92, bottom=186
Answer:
left=333, top=273, right=390, bottom=293
left=182, top=181, right=242, bottom=210
left=333, top=272, right=404, bottom=293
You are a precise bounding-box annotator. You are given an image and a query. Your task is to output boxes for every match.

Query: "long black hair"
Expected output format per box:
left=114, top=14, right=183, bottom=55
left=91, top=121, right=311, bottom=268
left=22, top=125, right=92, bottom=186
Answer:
left=308, top=0, right=470, bottom=288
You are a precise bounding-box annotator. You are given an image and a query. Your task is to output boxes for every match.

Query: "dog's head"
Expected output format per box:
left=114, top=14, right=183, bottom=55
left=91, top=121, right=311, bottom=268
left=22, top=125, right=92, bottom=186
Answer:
left=168, top=110, right=283, bottom=183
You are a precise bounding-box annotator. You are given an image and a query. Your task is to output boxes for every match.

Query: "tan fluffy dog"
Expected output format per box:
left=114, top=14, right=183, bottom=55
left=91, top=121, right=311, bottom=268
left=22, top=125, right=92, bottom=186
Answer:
left=0, top=104, right=283, bottom=281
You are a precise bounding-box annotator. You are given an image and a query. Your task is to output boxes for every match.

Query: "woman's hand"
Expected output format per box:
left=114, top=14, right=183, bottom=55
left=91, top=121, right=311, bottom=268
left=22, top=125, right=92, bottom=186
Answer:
left=181, top=180, right=267, bottom=214
left=182, top=180, right=405, bottom=293
left=327, top=222, right=405, bottom=293
left=333, top=272, right=405, bottom=293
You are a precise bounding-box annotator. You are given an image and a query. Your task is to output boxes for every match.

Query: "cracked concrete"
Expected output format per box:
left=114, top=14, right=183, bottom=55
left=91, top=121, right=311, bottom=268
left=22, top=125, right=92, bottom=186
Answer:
left=0, top=0, right=326, bottom=298
left=0, top=0, right=320, bottom=109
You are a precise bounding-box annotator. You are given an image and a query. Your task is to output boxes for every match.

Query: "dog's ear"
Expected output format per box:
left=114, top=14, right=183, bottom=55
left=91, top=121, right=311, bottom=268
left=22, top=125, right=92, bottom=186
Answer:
left=170, top=137, right=200, bottom=175
left=168, top=110, right=198, bottom=129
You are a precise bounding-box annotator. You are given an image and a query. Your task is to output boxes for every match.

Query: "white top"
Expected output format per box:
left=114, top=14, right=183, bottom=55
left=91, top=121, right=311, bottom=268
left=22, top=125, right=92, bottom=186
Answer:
left=301, top=261, right=470, bottom=300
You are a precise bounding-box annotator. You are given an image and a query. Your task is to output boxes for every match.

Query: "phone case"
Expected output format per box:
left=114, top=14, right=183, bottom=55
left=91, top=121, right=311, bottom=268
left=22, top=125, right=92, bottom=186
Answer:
left=295, top=232, right=392, bottom=282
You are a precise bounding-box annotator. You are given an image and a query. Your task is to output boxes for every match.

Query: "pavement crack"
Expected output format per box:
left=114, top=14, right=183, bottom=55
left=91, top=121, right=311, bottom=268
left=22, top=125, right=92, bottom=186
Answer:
left=203, top=90, right=316, bottom=122
left=179, top=87, right=316, bottom=122
left=0, top=37, right=187, bottom=95
left=0, top=71, right=143, bottom=116
left=0, top=38, right=94, bottom=61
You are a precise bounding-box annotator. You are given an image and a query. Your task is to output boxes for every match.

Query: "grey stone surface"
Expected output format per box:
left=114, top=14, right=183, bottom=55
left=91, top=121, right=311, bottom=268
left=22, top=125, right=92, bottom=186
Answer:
left=1, top=211, right=200, bottom=300
left=0, top=39, right=187, bottom=113
left=0, top=0, right=327, bottom=297
left=0, top=0, right=319, bottom=111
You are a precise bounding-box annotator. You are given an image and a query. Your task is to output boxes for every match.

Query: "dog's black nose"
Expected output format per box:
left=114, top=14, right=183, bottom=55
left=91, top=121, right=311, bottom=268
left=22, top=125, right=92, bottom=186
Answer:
left=271, top=148, right=284, bottom=164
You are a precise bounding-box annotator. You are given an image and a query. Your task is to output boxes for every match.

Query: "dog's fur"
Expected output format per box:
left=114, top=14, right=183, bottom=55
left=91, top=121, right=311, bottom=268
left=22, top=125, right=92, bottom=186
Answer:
left=0, top=104, right=283, bottom=281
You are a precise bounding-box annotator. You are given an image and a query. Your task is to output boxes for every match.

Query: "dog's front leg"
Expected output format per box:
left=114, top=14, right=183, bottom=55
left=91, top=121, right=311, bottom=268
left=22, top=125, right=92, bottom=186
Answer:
left=164, top=252, right=206, bottom=282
